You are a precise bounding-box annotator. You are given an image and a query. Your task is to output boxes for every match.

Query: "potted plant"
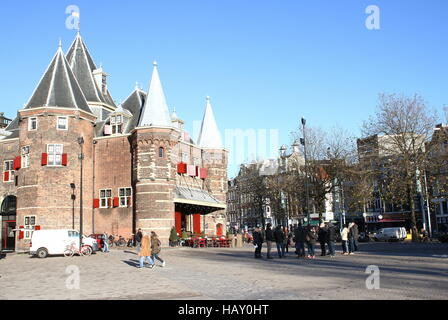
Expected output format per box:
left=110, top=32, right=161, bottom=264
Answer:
left=169, top=227, right=179, bottom=247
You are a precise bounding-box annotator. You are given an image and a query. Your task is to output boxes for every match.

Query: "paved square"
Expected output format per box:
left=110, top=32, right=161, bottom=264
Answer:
left=0, top=242, right=447, bottom=300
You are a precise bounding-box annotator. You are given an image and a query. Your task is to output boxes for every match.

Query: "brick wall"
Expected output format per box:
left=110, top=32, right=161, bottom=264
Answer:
left=93, top=135, right=133, bottom=238
left=14, top=109, right=95, bottom=251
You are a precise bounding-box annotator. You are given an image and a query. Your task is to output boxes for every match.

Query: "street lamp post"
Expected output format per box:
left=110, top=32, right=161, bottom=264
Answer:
left=78, top=137, right=84, bottom=251
left=70, top=183, right=76, bottom=229
left=300, top=117, right=311, bottom=227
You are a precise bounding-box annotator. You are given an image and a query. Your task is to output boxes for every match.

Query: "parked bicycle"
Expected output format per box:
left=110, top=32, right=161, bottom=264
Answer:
left=64, top=242, right=92, bottom=257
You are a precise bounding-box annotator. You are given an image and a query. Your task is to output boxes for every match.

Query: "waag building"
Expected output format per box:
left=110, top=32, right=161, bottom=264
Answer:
left=0, top=32, right=228, bottom=252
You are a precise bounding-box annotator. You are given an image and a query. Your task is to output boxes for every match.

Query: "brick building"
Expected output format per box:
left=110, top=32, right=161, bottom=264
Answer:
left=0, top=33, right=227, bottom=252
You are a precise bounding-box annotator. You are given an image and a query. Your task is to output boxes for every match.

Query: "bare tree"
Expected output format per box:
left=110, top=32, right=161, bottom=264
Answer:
left=362, top=93, right=439, bottom=241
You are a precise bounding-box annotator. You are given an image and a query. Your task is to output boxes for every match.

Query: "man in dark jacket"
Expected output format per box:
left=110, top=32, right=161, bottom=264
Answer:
left=318, top=225, right=328, bottom=256
left=294, top=223, right=307, bottom=258
left=253, top=227, right=264, bottom=259
left=348, top=223, right=359, bottom=253
left=135, top=228, right=143, bottom=253
left=265, top=223, right=275, bottom=259
left=326, top=223, right=336, bottom=257
left=274, top=225, right=286, bottom=258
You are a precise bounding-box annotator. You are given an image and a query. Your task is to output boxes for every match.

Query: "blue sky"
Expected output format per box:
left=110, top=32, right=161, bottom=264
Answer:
left=0, top=0, right=447, bottom=177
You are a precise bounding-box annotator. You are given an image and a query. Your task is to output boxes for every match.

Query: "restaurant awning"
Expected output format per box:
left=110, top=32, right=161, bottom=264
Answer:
left=174, top=186, right=226, bottom=214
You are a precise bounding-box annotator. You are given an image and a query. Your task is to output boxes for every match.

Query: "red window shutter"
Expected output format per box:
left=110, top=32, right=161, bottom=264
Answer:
left=62, top=153, right=68, bottom=166
left=34, top=225, right=41, bottom=231
left=127, top=197, right=132, bottom=207
left=14, top=156, right=22, bottom=170
left=108, top=198, right=112, bottom=208
left=93, top=199, right=100, bottom=209
left=200, top=168, right=207, bottom=179
left=177, top=162, right=187, bottom=174
left=3, top=171, right=9, bottom=182
left=41, top=153, right=48, bottom=166
left=113, top=197, right=119, bottom=208
left=19, top=226, right=24, bottom=240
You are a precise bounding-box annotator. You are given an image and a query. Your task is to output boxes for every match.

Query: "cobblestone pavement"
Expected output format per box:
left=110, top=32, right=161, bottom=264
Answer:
left=0, top=242, right=447, bottom=300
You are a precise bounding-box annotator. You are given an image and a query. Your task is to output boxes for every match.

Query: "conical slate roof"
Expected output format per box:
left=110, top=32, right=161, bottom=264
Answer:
left=25, top=42, right=91, bottom=113
left=197, top=96, right=223, bottom=149
left=122, top=86, right=146, bottom=132
left=66, top=33, right=115, bottom=107
left=138, top=62, right=172, bottom=128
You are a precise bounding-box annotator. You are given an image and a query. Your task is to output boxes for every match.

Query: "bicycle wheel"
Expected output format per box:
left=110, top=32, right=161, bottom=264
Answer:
left=81, top=246, right=92, bottom=256
left=64, top=249, right=74, bottom=258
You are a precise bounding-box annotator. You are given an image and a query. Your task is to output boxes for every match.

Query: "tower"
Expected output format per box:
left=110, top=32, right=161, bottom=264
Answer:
left=14, top=42, right=95, bottom=251
left=197, top=96, right=228, bottom=234
left=131, top=62, right=180, bottom=245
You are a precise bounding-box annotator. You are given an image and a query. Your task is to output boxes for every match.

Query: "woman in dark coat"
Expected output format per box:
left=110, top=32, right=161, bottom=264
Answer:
left=150, top=231, right=165, bottom=267
left=318, top=225, right=328, bottom=256
left=306, top=226, right=318, bottom=259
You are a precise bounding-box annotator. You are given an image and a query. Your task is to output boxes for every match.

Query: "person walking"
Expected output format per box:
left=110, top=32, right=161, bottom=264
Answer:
left=326, top=223, right=337, bottom=257
left=150, top=231, right=166, bottom=267
left=138, top=233, right=155, bottom=269
left=318, top=224, right=328, bottom=256
left=274, top=225, right=286, bottom=258
left=294, top=223, right=306, bottom=258
left=306, top=226, right=318, bottom=259
left=341, top=224, right=349, bottom=255
left=135, top=228, right=143, bottom=253
left=102, top=232, right=109, bottom=253
left=348, top=222, right=359, bottom=254
left=253, top=226, right=264, bottom=259
left=265, top=223, right=275, bottom=259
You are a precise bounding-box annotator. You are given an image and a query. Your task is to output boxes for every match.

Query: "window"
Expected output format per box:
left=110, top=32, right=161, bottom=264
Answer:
left=68, top=230, right=79, bottom=238
left=47, top=144, right=63, bottom=166
left=57, top=117, right=68, bottom=130
left=100, top=189, right=112, bottom=208
left=111, top=115, right=123, bottom=134
left=24, top=216, right=36, bottom=239
left=21, top=146, right=30, bottom=168
left=29, top=117, right=37, bottom=131
left=3, top=160, right=14, bottom=182
left=119, top=188, right=132, bottom=207
left=159, top=147, right=165, bottom=158
left=181, top=153, right=189, bottom=163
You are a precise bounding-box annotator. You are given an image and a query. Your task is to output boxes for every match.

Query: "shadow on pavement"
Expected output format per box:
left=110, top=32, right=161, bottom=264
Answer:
left=172, top=246, right=448, bottom=282
left=122, top=259, right=140, bottom=268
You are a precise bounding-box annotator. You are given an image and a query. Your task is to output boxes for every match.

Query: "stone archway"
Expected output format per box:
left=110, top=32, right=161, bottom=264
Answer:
left=1, top=195, right=17, bottom=251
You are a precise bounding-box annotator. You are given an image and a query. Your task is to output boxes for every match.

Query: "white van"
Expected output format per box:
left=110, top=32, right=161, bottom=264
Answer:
left=374, top=227, right=406, bottom=242
left=30, top=229, right=98, bottom=258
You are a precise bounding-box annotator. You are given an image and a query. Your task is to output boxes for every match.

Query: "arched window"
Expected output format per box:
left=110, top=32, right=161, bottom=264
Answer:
left=1, top=195, right=17, bottom=216
left=159, top=147, right=165, bottom=158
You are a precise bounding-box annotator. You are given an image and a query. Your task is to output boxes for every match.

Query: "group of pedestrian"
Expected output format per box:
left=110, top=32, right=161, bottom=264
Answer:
left=137, top=230, right=166, bottom=269
left=253, top=222, right=360, bottom=259
left=259, top=223, right=291, bottom=259
left=102, top=229, right=166, bottom=269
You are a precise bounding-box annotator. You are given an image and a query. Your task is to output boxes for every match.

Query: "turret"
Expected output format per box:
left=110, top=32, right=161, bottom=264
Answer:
left=14, top=41, right=96, bottom=251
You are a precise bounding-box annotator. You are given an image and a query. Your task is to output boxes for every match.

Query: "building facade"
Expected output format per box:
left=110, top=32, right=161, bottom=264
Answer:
left=0, top=32, right=227, bottom=252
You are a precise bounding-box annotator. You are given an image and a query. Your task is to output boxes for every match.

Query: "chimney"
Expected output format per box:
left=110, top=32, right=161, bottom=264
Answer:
left=92, top=67, right=108, bottom=95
